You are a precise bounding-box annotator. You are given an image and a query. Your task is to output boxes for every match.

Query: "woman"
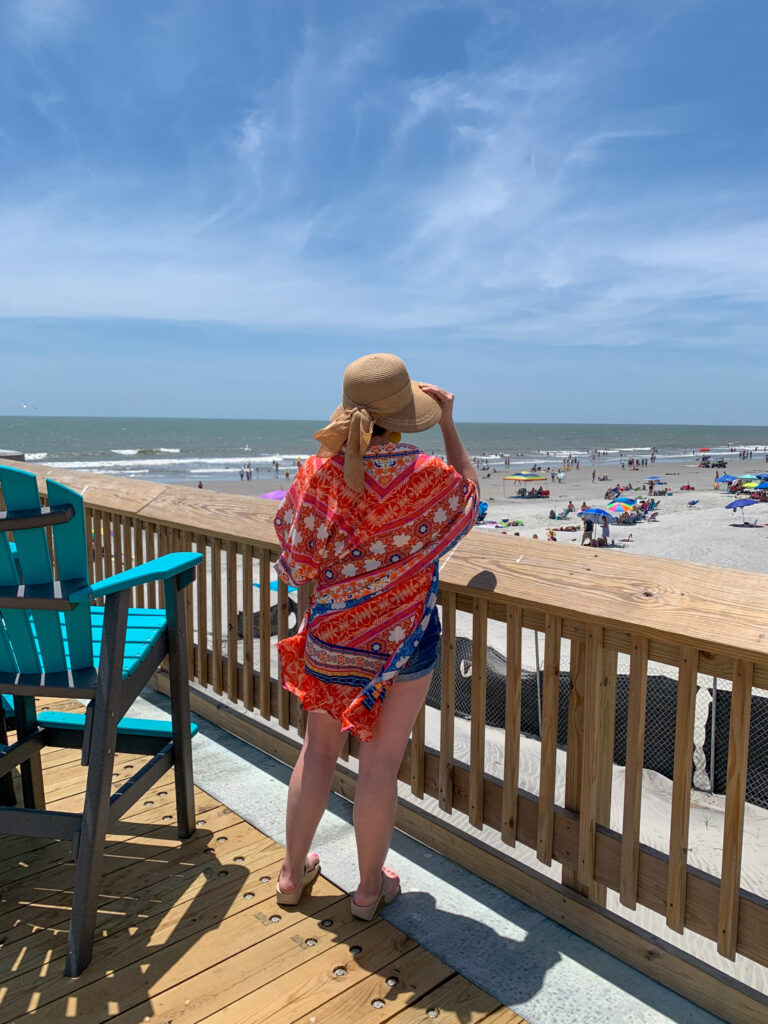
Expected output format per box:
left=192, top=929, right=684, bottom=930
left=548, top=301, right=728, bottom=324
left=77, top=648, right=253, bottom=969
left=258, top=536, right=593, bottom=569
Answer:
left=272, top=354, right=478, bottom=918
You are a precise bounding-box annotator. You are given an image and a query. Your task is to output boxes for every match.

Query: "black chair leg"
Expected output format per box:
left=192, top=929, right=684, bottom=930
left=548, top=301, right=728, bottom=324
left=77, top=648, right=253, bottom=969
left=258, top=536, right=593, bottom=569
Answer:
left=65, top=591, right=127, bottom=977
left=0, top=706, right=17, bottom=806
left=14, top=695, right=45, bottom=809
left=165, top=578, right=195, bottom=840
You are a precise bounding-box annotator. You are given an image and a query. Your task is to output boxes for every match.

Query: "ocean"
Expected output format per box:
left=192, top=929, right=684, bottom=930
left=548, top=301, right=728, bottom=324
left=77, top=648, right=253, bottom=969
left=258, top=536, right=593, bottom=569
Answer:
left=1, top=416, right=767, bottom=485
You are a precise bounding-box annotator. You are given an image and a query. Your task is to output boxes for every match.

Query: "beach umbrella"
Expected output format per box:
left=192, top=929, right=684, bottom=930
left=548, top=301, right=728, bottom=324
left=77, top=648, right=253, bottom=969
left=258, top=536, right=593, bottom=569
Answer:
left=739, top=474, right=758, bottom=480
left=755, top=481, right=768, bottom=490
left=716, top=474, right=737, bottom=483
left=699, top=447, right=711, bottom=452
left=645, top=476, right=664, bottom=482
left=607, top=501, right=635, bottom=514
left=504, top=474, right=547, bottom=481
left=261, top=489, right=287, bottom=501
left=726, top=497, right=758, bottom=523
left=578, top=508, right=616, bottom=523
left=742, top=481, right=758, bottom=489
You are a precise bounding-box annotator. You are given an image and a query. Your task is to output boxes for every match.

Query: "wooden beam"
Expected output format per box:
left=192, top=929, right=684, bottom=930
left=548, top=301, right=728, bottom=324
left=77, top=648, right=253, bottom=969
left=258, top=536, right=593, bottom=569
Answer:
left=501, top=604, right=522, bottom=846
left=438, top=590, right=456, bottom=813
left=469, top=597, right=487, bottom=829
left=666, top=646, right=698, bottom=932
left=537, top=613, right=561, bottom=865
left=620, top=633, right=649, bottom=910
left=718, top=660, right=753, bottom=959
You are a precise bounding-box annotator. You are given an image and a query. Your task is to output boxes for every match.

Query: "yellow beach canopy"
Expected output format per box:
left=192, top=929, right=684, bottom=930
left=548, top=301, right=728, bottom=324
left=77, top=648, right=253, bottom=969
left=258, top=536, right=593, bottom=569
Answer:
left=505, top=474, right=547, bottom=481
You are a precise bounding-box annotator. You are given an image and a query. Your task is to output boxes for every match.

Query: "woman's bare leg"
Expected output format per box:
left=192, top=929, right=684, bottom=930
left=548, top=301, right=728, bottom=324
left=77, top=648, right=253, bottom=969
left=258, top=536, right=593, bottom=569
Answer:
left=352, top=674, right=432, bottom=905
left=278, top=710, right=345, bottom=893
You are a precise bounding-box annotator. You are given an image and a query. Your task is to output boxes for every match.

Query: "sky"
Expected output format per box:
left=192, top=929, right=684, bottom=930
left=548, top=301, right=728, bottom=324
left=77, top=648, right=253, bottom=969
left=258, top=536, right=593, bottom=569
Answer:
left=1, top=0, right=767, bottom=424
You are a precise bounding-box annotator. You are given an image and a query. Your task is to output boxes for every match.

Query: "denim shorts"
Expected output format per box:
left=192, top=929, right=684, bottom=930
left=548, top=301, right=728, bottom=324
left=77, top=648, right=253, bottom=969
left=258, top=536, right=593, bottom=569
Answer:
left=395, top=608, right=441, bottom=682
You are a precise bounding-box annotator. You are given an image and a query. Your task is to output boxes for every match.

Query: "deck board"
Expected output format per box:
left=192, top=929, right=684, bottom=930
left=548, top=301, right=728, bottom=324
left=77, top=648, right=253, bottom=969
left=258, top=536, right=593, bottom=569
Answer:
left=1, top=741, right=528, bottom=1024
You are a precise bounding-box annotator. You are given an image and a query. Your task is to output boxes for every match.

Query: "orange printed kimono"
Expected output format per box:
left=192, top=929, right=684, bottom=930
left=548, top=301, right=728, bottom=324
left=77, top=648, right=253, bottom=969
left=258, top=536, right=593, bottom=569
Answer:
left=274, top=442, right=478, bottom=740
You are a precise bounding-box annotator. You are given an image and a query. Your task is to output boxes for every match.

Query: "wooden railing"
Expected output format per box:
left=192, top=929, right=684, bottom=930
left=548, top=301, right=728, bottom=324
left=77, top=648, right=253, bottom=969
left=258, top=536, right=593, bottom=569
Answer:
left=6, top=460, right=768, bottom=1024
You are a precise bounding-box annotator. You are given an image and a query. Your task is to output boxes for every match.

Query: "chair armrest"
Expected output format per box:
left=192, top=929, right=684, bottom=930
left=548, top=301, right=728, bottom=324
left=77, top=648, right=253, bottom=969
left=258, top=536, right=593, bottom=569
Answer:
left=69, top=552, right=204, bottom=603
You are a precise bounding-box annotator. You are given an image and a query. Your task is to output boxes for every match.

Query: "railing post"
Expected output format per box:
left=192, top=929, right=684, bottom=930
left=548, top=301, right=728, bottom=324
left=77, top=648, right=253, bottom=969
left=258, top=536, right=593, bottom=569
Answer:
left=469, top=597, right=488, bottom=829
left=438, top=590, right=456, bottom=813
left=501, top=604, right=522, bottom=846
left=562, top=636, right=586, bottom=893
left=537, top=614, right=561, bottom=865
left=620, top=633, right=649, bottom=909
left=666, top=645, right=699, bottom=932
left=717, top=659, right=752, bottom=959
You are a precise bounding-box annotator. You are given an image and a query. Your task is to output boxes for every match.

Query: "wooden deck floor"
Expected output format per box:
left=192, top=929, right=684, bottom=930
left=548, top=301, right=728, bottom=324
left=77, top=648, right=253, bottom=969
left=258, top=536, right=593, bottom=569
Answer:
left=1, top=735, right=527, bottom=1024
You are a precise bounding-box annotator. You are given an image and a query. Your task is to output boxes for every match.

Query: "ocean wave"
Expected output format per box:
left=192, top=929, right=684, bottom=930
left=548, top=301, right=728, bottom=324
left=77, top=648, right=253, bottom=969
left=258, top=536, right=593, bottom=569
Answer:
left=46, top=454, right=309, bottom=471
left=25, top=452, right=47, bottom=460
left=158, top=447, right=181, bottom=453
left=112, top=449, right=139, bottom=455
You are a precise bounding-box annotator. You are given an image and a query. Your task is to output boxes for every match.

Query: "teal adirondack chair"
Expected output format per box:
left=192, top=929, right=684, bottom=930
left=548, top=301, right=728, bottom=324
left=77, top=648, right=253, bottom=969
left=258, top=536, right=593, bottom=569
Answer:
left=0, top=466, right=202, bottom=977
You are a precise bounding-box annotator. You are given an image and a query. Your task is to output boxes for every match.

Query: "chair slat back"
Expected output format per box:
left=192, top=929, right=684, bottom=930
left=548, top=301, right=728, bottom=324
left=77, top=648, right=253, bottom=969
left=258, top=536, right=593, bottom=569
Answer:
left=47, top=479, right=93, bottom=672
left=0, top=468, right=66, bottom=673
left=0, top=539, right=22, bottom=673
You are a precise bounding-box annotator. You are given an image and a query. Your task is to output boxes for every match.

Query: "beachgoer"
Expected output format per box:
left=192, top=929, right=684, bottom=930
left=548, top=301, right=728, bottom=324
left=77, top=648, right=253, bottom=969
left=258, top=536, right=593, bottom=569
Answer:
left=197, top=481, right=203, bottom=489
left=580, top=518, right=593, bottom=546
left=273, top=354, right=478, bottom=918
left=601, top=516, right=611, bottom=546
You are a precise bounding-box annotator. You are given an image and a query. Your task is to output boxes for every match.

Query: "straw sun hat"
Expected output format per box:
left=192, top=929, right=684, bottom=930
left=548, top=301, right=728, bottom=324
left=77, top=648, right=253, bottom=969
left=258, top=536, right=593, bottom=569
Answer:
left=313, top=353, right=441, bottom=492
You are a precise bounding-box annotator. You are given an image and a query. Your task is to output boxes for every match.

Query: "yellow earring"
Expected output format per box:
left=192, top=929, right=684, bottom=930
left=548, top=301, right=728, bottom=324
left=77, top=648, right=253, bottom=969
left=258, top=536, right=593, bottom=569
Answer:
left=388, top=431, right=401, bottom=444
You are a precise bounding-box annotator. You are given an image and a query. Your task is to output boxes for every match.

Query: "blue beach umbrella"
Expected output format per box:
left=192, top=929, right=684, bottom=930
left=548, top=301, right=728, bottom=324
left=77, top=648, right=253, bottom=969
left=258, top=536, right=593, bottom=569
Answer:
left=716, top=474, right=737, bottom=483
left=726, top=497, right=758, bottom=523
left=755, top=481, right=768, bottom=490
left=645, top=477, right=664, bottom=481
left=578, top=508, right=616, bottom=524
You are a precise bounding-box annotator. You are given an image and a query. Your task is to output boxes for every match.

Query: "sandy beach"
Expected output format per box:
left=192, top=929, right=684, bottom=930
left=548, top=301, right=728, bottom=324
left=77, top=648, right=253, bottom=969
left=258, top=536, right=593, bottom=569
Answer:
left=203, top=452, right=768, bottom=573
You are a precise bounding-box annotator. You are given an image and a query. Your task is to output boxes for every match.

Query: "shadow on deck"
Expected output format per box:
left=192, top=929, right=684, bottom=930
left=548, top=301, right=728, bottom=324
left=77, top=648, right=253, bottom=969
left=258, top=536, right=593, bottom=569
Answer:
left=0, top=723, right=524, bottom=1024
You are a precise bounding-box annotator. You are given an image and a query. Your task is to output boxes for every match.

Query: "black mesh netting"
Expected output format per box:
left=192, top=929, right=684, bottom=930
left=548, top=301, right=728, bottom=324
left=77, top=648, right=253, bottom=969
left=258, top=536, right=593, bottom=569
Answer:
left=703, top=687, right=768, bottom=809
left=426, top=636, right=768, bottom=806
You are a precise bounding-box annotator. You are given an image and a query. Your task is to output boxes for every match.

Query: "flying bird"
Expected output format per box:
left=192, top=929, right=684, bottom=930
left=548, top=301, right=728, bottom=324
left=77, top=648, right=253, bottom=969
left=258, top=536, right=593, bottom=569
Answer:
left=21, top=402, right=37, bottom=410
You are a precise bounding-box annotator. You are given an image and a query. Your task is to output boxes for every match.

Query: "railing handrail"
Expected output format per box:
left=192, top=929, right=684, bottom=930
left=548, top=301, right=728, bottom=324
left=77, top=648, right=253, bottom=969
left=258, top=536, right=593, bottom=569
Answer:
left=4, top=456, right=767, bottom=1022
left=10, top=458, right=768, bottom=672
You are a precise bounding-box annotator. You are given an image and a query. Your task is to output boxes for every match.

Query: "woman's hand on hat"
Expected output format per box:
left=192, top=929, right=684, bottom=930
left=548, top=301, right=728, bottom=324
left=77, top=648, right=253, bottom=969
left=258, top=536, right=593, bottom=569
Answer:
left=418, top=383, right=454, bottom=425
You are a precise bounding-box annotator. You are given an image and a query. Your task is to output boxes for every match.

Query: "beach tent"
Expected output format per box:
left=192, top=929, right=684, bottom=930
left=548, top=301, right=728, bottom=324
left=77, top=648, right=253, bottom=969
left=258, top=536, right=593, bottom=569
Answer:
left=503, top=473, right=546, bottom=497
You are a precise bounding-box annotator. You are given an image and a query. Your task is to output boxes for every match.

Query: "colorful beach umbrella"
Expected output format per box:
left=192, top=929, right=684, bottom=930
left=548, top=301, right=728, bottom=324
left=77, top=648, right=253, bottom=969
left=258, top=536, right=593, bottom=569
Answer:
left=739, top=474, right=758, bottom=480
left=260, top=489, right=287, bottom=500
left=504, top=474, right=547, bottom=481
left=607, top=501, right=635, bottom=514
left=716, top=474, right=737, bottom=483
